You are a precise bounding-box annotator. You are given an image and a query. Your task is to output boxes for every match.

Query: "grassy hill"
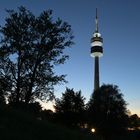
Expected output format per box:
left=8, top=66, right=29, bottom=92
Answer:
left=0, top=106, right=94, bottom=140
left=0, top=106, right=140, bottom=140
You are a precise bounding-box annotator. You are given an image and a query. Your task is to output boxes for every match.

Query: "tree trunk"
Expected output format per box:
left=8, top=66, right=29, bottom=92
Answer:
left=25, top=59, right=39, bottom=103
left=16, top=51, right=22, bottom=103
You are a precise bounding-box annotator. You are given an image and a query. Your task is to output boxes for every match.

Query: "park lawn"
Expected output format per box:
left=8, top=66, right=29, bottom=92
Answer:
left=0, top=107, right=94, bottom=140
left=0, top=106, right=140, bottom=140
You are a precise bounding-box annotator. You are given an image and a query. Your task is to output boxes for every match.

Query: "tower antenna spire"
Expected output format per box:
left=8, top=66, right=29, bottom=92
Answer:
left=95, top=8, right=99, bottom=32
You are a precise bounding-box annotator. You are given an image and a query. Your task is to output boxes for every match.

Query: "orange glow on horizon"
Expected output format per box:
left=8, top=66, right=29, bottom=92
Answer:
left=41, top=101, right=55, bottom=112
left=37, top=100, right=140, bottom=117
left=36, top=99, right=55, bottom=112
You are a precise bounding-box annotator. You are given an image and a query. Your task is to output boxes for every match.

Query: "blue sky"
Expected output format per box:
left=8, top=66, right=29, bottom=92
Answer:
left=0, top=0, right=140, bottom=115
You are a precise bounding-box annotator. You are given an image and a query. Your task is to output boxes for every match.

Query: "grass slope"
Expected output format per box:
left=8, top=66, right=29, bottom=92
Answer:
left=0, top=106, right=140, bottom=140
left=0, top=107, right=94, bottom=140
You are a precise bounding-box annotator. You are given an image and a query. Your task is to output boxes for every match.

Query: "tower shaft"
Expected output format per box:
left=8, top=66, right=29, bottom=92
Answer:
left=94, top=56, right=99, bottom=91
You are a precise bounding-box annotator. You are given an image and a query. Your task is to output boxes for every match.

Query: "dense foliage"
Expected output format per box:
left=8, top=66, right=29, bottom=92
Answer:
left=87, top=84, right=129, bottom=134
left=0, top=6, right=74, bottom=103
left=54, top=88, right=85, bottom=127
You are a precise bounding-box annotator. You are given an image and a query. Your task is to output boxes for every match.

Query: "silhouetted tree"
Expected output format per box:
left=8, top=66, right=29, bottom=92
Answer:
left=40, top=109, right=54, bottom=121
left=9, top=101, right=42, bottom=115
left=129, top=114, right=140, bottom=129
left=54, top=88, right=85, bottom=127
left=87, top=84, right=129, bottom=135
left=0, top=6, right=74, bottom=104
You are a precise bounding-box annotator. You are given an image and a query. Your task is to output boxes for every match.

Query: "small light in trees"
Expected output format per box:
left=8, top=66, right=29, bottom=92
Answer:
left=91, top=128, right=96, bottom=133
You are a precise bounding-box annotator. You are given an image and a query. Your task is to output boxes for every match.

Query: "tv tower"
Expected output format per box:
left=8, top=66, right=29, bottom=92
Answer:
left=91, top=9, right=103, bottom=91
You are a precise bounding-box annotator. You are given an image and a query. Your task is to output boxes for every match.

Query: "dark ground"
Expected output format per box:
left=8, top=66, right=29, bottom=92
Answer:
left=0, top=106, right=140, bottom=140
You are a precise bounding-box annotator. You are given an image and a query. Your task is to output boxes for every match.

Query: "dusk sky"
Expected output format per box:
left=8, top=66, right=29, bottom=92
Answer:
left=0, top=0, right=140, bottom=116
